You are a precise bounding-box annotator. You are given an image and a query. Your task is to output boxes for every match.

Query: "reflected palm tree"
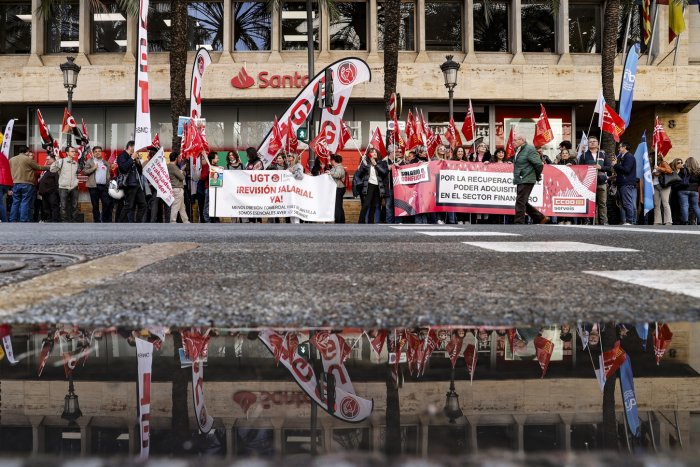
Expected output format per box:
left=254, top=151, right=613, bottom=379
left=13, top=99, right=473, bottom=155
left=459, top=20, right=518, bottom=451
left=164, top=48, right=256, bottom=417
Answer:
left=188, top=2, right=224, bottom=50
left=601, top=322, right=620, bottom=449
left=234, top=2, right=272, bottom=51
left=329, top=3, right=367, bottom=50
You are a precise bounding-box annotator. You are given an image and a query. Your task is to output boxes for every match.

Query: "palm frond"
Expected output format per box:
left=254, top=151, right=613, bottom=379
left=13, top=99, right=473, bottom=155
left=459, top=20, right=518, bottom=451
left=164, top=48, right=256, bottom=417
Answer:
left=36, top=0, right=138, bottom=18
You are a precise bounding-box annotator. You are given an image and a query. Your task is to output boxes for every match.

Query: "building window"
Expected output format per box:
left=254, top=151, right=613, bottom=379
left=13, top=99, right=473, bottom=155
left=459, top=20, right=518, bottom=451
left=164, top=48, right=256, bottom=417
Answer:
left=569, top=3, right=601, bottom=53
left=616, top=3, right=646, bottom=54
left=425, top=1, right=462, bottom=51
left=330, top=2, right=367, bottom=50
left=0, top=3, right=31, bottom=54
left=150, top=1, right=172, bottom=51
left=188, top=1, right=224, bottom=51
left=521, top=0, right=555, bottom=52
left=46, top=2, right=79, bottom=54
left=377, top=1, right=415, bottom=51
left=93, top=3, right=127, bottom=53
left=234, top=2, right=271, bottom=51
left=281, top=2, right=320, bottom=50
left=473, top=0, right=509, bottom=52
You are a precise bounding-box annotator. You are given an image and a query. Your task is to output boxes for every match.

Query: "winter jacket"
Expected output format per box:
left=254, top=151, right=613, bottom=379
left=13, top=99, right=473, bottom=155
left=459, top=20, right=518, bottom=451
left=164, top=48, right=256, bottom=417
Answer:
left=0, top=154, right=12, bottom=187
left=37, top=170, right=59, bottom=196
left=329, top=164, right=346, bottom=189
left=117, top=150, right=142, bottom=187
left=83, top=157, right=111, bottom=187
left=512, top=143, right=543, bottom=185
left=579, top=150, right=613, bottom=185
left=680, top=168, right=700, bottom=192
left=9, top=152, right=50, bottom=185
left=50, top=157, right=79, bottom=190
left=614, top=151, right=638, bottom=186
left=168, top=162, right=185, bottom=189
left=227, top=162, right=243, bottom=170
left=355, top=158, right=389, bottom=197
left=246, top=159, right=264, bottom=170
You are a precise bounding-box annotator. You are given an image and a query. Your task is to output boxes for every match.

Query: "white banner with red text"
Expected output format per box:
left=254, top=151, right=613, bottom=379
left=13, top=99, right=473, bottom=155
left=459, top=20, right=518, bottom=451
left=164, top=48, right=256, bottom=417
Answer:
left=134, top=0, right=152, bottom=151
left=143, top=148, right=174, bottom=206
left=191, top=359, right=215, bottom=433
left=136, top=338, right=153, bottom=459
left=392, top=161, right=597, bottom=217
left=209, top=170, right=336, bottom=221
left=189, top=48, right=212, bottom=119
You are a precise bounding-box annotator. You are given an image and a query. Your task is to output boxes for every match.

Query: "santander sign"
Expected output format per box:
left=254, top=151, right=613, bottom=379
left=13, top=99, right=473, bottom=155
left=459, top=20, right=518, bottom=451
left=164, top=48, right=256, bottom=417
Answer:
left=231, top=66, right=310, bottom=90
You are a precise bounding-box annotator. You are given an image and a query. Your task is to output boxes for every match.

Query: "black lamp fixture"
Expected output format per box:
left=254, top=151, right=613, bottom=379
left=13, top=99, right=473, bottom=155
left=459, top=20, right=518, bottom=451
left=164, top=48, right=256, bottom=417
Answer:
left=61, top=374, right=82, bottom=425
left=443, top=368, right=463, bottom=424
left=439, top=55, right=460, bottom=121
left=59, top=56, right=81, bottom=146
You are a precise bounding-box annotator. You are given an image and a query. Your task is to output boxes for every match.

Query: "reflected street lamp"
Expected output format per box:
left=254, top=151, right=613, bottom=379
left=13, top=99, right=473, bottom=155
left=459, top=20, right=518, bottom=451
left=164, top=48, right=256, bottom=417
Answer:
left=443, top=367, right=463, bottom=424
left=440, top=55, right=460, bottom=122
left=61, top=373, right=82, bottom=426
left=59, top=56, right=81, bottom=146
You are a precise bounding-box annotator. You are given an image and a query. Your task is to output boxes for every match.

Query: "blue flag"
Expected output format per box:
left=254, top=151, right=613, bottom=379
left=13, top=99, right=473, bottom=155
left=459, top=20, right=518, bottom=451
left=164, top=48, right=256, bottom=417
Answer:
left=636, top=323, right=649, bottom=350
left=619, top=43, right=639, bottom=128
left=633, top=132, right=654, bottom=215
left=620, top=357, right=640, bottom=438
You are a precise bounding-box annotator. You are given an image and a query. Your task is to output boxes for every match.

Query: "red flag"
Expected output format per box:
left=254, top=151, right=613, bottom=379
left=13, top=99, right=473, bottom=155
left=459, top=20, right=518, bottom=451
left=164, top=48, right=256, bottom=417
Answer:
left=369, top=330, right=388, bottom=356
left=37, top=109, right=52, bottom=144
left=151, top=133, right=161, bottom=149
left=62, top=352, right=78, bottom=378
left=461, top=99, right=477, bottom=142
left=390, top=330, right=407, bottom=372
left=533, top=104, right=554, bottom=147
left=37, top=336, right=54, bottom=377
left=182, top=330, right=210, bottom=362
left=81, top=119, right=89, bottom=142
left=337, top=334, right=353, bottom=363
left=268, top=332, right=286, bottom=365
left=505, top=127, right=515, bottom=158
left=309, top=127, right=331, bottom=163
left=337, top=120, right=352, bottom=152
left=653, top=323, right=673, bottom=365
left=405, top=111, right=415, bottom=149
left=418, top=329, right=439, bottom=376
left=506, top=329, right=516, bottom=355
left=368, top=127, right=387, bottom=157
left=426, top=132, right=441, bottom=158
left=445, top=331, right=464, bottom=368
left=183, top=121, right=205, bottom=158
left=445, top=118, right=463, bottom=149
left=388, top=93, right=397, bottom=121
left=267, top=117, right=283, bottom=157
left=601, top=103, right=626, bottom=143
left=603, top=340, right=627, bottom=378
left=534, top=336, right=554, bottom=378
left=408, top=109, right=425, bottom=149
left=652, top=116, right=673, bottom=156
left=404, top=331, right=421, bottom=376
left=61, top=108, right=77, bottom=135
left=285, top=333, right=299, bottom=361
left=391, top=115, right=406, bottom=152
left=285, top=120, right=299, bottom=153
left=52, top=140, right=60, bottom=159
left=463, top=343, right=477, bottom=380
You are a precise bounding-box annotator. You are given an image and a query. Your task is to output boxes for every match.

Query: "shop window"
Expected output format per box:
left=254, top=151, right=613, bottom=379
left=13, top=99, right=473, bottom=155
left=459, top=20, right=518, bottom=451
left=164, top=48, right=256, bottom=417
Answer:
left=93, top=2, right=127, bottom=53
left=616, top=3, right=647, bottom=54
left=234, top=1, right=272, bottom=51
left=236, top=427, right=274, bottom=456
left=570, top=424, right=602, bottom=450
left=149, top=1, right=172, bottom=52
left=45, top=427, right=81, bottom=455
left=521, top=0, right=555, bottom=52
left=524, top=424, right=561, bottom=452
left=378, top=425, right=419, bottom=454
left=188, top=1, right=224, bottom=51
left=0, top=427, right=32, bottom=453
left=0, top=3, right=31, bottom=54
left=332, top=428, right=370, bottom=450
left=425, top=1, right=462, bottom=51
left=281, top=2, right=320, bottom=50
left=283, top=428, right=323, bottom=454
left=45, top=2, right=79, bottom=54
left=91, top=427, right=130, bottom=454
left=377, top=1, right=415, bottom=51
left=473, top=0, right=509, bottom=52
left=477, top=425, right=513, bottom=450
left=427, top=425, right=468, bottom=455
left=330, top=2, right=368, bottom=50
left=568, top=3, right=601, bottom=53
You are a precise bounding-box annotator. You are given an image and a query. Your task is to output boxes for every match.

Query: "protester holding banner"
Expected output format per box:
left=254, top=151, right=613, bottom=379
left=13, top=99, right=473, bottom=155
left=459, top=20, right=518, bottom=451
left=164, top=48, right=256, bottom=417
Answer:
left=651, top=152, right=673, bottom=225
left=245, top=147, right=264, bottom=171
left=50, top=147, right=80, bottom=223
left=382, top=145, right=402, bottom=224
left=116, top=141, right=147, bottom=223
left=329, top=154, right=346, bottom=224
left=9, top=146, right=50, bottom=223
left=678, top=157, right=700, bottom=225
left=83, top=146, right=112, bottom=223
left=512, top=133, right=548, bottom=225
left=167, top=152, right=189, bottom=224
left=614, top=142, right=638, bottom=225
left=357, top=147, right=388, bottom=224
left=579, top=136, right=612, bottom=225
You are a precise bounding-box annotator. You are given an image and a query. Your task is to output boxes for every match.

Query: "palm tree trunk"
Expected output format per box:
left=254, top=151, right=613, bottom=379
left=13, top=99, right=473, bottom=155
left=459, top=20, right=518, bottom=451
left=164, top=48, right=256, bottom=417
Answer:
left=382, top=0, right=401, bottom=119
left=385, top=363, right=401, bottom=456
left=170, top=0, right=189, bottom=150
left=601, top=322, right=619, bottom=449
left=171, top=331, right=191, bottom=454
left=601, top=0, right=621, bottom=156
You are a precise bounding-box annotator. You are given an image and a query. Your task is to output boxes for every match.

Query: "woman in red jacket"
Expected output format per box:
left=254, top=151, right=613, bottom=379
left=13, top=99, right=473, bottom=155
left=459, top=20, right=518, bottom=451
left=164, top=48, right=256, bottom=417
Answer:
left=0, top=150, right=13, bottom=222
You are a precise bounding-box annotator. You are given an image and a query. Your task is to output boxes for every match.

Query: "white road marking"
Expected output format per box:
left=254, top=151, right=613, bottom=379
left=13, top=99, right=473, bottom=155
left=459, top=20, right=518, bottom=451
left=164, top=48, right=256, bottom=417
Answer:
left=390, top=225, right=462, bottom=230
left=556, top=224, right=700, bottom=235
left=585, top=269, right=700, bottom=299
left=417, top=231, right=521, bottom=237
left=461, top=241, right=638, bottom=252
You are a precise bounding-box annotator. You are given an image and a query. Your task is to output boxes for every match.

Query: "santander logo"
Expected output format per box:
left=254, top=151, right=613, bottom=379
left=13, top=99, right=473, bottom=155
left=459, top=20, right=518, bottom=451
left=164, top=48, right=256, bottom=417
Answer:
left=231, top=66, right=255, bottom=89
left=233, top=391, right=257, bottom=412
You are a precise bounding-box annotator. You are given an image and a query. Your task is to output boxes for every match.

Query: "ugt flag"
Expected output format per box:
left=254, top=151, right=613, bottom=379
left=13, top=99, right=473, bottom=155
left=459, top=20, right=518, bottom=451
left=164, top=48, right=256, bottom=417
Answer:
left=618, top=43, right=639, bottom=128
left=619, top=357, right=641, bottom=438
left=633, top=132, right=654, bottom=215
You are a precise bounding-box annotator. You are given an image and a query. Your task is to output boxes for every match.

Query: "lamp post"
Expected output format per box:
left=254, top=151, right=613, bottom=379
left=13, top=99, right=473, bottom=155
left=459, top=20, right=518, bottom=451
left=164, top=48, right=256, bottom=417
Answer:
left=59, top=56, right=81, bottom=147
left=440, top=55, right=460, bottom=122
left=443, top=367, right=463, bottom=424
left=61, top=373, right=82, bottom=426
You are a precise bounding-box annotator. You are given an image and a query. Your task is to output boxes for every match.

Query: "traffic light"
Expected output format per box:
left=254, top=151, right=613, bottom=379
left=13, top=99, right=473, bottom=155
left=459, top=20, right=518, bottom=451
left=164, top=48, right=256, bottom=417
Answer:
left=296, top=125, right=309, bottom=142
left=322, top=68, right=334, bottom=109
left=297, top=341, right=310, bottom=361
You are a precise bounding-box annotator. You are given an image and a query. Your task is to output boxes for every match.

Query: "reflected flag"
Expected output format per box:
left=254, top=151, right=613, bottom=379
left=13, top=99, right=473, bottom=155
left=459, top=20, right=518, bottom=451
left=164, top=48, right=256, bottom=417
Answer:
left=534, top=336, right=554, bottom=378
left=636, top=323, right=649, bottom=351
left=620, top=357, right=641, bottom=437
left=653, top=323, right=673, bottom=365
left=446, top=331, right=465, bottom=368
left=603, top=340, right=627, bottom=378
left=369, top=330, right=388, bottom=356
left=464, top=340, right=477, bottom=383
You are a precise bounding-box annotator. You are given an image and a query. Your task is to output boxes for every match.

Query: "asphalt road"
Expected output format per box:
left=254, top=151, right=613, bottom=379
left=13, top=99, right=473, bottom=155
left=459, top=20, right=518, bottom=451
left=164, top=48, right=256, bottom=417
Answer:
left=0, top=223, right=698, bottom=327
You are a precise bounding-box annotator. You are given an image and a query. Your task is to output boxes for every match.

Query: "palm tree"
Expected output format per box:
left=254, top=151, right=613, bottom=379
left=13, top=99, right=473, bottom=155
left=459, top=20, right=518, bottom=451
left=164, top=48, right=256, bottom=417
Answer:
left=169, top=0, right=188, bottom=150
left=600, top=322, right=619, bottom=449
left=600, top=0, right=622, bottom=156
left=382, top=0, right=401, bottom=119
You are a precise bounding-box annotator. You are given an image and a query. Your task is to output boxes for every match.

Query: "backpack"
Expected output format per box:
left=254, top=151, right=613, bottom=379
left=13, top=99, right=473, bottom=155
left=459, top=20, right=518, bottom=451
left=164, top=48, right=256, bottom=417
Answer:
left=352, top=170, right=363, bottom=198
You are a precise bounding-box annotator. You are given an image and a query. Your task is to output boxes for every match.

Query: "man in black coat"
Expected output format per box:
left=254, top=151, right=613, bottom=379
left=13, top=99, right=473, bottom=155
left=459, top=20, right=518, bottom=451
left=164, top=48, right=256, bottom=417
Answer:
left=116, top=140, right=147, bottom=223
left=579, top=136, right=613, bottom=225
left=356, top=147, right=388, bottom=224
left=38, top=154, right=60, bottom=222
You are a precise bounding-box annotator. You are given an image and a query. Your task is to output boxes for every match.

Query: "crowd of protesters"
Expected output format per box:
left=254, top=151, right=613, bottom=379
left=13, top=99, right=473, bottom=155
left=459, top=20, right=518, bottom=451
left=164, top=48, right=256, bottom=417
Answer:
left=1, top=135, right=699, bottom=226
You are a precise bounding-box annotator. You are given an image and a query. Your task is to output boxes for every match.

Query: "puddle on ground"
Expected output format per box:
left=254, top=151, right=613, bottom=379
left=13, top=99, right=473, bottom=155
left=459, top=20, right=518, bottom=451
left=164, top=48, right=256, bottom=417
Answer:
left=0, top=323, right=697, bottom=462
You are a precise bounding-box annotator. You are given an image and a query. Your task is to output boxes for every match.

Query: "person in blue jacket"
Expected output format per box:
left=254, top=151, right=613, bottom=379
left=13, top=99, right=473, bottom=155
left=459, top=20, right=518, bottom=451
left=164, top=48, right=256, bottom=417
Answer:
left=613, top=142, right=638, bottom=225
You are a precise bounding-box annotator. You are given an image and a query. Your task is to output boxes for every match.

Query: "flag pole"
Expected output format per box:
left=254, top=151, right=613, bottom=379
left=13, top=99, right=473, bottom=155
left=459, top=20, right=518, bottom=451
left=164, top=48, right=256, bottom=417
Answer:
left=470, top=331, right=477, bottom=385
left=647, top=0, right=659, bottom=65
left=672, top=5, right=686, bottom=66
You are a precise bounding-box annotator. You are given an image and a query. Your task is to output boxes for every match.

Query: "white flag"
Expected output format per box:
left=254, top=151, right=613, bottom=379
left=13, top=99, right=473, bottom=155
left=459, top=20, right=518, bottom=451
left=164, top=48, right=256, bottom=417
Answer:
left=1, top=119, right=14, bottom=158
left=594, top=91, right=606, bottom=128
left=577, top=132, right=589, bottom=161
left=595, top=354, right=607, bottom=392
left=136, top=338, right=153, bottom=459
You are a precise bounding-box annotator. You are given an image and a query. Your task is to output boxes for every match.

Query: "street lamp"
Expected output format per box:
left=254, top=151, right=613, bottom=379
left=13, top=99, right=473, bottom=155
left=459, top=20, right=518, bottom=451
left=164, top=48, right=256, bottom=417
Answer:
left=60, top=56, right=81, bottom=146
left=440, top=55, right=460, bottom=122
left=61, top=373, right=82, bottom=426
left=443, top=367, right=463, bottom=424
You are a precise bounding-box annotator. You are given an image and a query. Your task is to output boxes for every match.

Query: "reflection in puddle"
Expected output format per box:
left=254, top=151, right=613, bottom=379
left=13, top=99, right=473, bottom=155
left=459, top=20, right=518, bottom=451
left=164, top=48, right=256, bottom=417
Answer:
left=0, top=323, right=697, bottom=460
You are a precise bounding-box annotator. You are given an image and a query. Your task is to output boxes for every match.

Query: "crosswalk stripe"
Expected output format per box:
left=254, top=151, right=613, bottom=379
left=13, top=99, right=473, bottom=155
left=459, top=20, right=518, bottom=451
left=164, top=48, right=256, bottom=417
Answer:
left=417, top=231, right=521, bottom=237
left=461, top=241, right=638, bottom=252
left=389, top=225, right=462, bottom=230
left=555, top=224, right=700, bottom=235
left=584, top=269, right=700, bottom=299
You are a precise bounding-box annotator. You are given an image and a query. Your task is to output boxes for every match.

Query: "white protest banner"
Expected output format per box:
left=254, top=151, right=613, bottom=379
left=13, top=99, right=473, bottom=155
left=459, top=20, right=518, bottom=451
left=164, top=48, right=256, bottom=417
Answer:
left=210, top=170, right=336, bottom=222
left=136, top=338, right=153, bottom=459
left=1, top=119, right=14, bottom=158
left=189, top=48, right=212, bottom=119
left=134, top=0, right=152, bottom=151
left=258, top=58, right=371, bottom=166
left=313, top=332, right=355, bottom=395
left=192, top=359, right=214, bottom=433
left=143, top=148, right=174, bottom=206
left=319, top=87, right=353, bottom=153
left=259, top=330, right=373, bottom=423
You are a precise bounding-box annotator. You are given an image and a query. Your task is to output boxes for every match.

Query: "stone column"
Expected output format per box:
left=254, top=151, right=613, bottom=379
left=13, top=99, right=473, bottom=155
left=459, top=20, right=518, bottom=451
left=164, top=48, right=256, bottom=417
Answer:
left=29, top=0, right=45, bottom=65
left=223, top=419, right=236, bottom=459
left=368, top=0, right=379, bottom=57
left=465, top=0, right=477, bottom=62
left=319, top=3, right=331, bottom=60
left=557, top=0, right=572, bottom=64
left=123, top=10, right=137, bottom=63
left=513, top=415, right=526, bottom=452
left=272, top=418, right=284, bottom=454
left=29, top=416, right=45, bottom=455
left=269, top=5, right=283, bottom=62
left=127, top=420, right=136, bottom=455
left=221, top=0, right=234, bottom=62
left=560, top=414, right=574, bottom=451
left=510, top=0, right=525, bottom=64
left=77, top=0, right=92, bottom=64
left=415, top=0, right=430, bottom=62
left=78, top=416, right=93, bottom=456
left=419, top=416, right=430, bottom=456
left=466, top=415, right=479, bottom=453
